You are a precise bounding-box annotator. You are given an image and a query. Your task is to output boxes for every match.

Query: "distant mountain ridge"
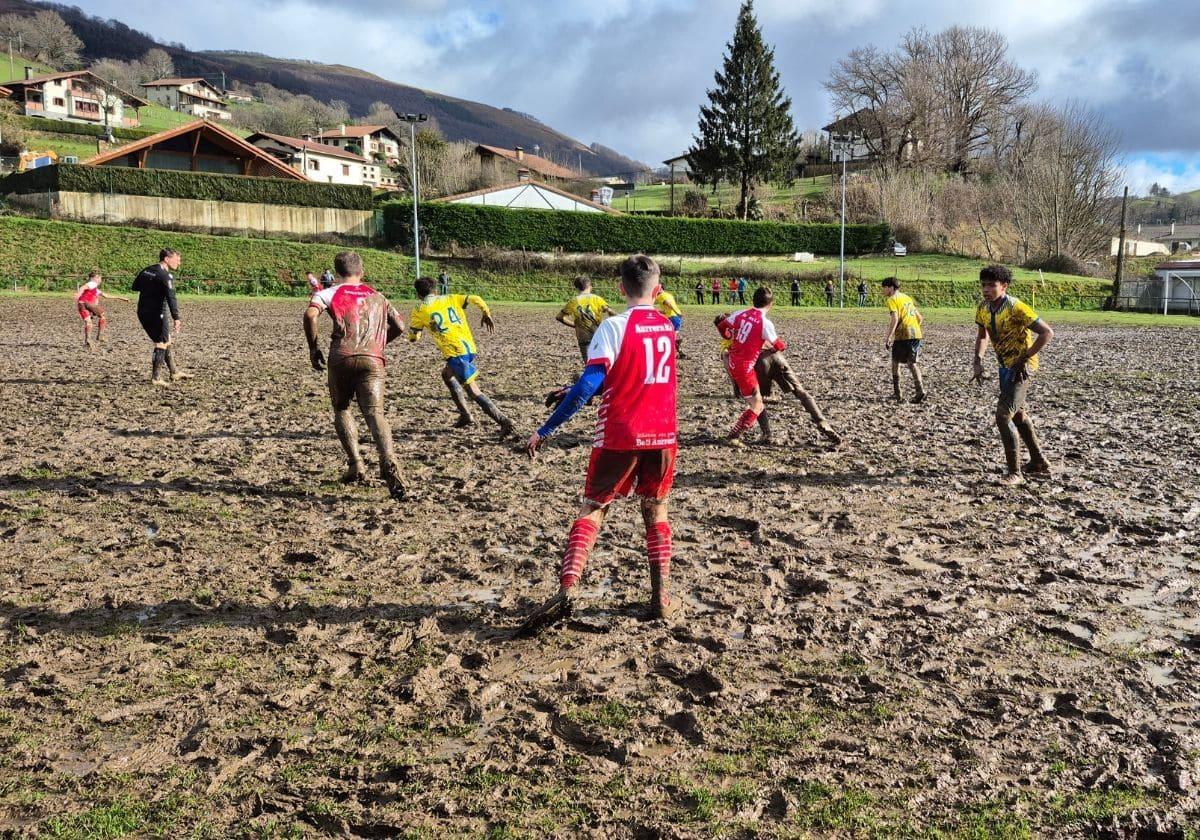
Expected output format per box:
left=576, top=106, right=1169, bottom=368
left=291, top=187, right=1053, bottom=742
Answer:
left=0, top=0, right=647, bottom=177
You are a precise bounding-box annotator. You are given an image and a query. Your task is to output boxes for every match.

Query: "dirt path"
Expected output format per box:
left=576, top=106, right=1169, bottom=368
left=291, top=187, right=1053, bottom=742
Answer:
left=1, top=296, right=1198, bottom=838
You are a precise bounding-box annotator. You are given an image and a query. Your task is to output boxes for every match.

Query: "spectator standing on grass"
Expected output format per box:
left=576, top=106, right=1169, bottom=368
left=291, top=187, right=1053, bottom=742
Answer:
left=321, top=268, right=334, bottom=289
left=75, top=270, right=128, bottom=348
left=710, top=277, right=721, bottom=304
left=133, top=248, right=192, bottom=386
left=520, top=255, right=681, bottom=635
left=694, top=278, right=705, bottom=305
left=727, top=277, right=738, bottom=305
left=438, top=269, right=451, bottom=295
left=304, top=251, right=408, bottom=499
left=857, top=279, right=868, bottom=306
left=881, top=277, right=926, bottom=404
left=824, top=279, right=835, bottom=307
left=790, top=277, right=801, bottom=307
left=737, top=276, right=747, bottom=305
left=972, top=265, right=1054, bottom=486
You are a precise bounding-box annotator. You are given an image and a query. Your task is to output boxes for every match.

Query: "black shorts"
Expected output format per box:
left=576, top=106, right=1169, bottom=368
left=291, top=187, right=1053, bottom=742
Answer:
left=891, top=339, right=921, bottom=364
left=139, top=311, right=170, bottom=343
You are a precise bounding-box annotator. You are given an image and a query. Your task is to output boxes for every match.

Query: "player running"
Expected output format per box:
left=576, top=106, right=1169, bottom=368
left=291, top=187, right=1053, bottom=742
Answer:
left=74, top=270, right=128, bottom=347
left=556, top=276, right=613, bottom=362
left=303, top=251, right=407, bottom=499
left=654, top=281, right=685, bottom=358
left=519, top=254, right=681, bottom=635
left=881, top=277, right=926, bottom=403
left=715, top=287, right=787, bottom=446
left=305, top=271, right=321, bottom=294
left=132, top=248, right=192, bottom=385
left=408, top=278, right=514, bottom=437
left=972, top=265, right=1054, bottom=485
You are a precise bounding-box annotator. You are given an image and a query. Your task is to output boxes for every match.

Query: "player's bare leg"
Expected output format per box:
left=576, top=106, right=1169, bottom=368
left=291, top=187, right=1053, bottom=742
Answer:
left=95, top=312, right=107, bottom=344
left=1014, top=409, right=1051, bottom=476
left=996, top=405, right=1024, bottom=485
left=355, top=368, right=405, bottom=500
left=442, top=366, right=475, bottom=427
left=890, top=360, right=902, bottom=402
left=464, top=380, right=514, bottom=438
left=908, top=363, right=926, bottom=403
left=517, top=504, right=606, bottom=636
left=792, top=384, right=842, bottom=445
left=641, top=497, right=679, bottom=619
left=82, top=316, right=93, bottom=348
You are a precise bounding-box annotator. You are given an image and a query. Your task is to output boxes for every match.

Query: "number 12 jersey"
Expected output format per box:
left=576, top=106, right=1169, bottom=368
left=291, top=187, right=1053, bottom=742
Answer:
left=585, top=305, right=677, bottom=450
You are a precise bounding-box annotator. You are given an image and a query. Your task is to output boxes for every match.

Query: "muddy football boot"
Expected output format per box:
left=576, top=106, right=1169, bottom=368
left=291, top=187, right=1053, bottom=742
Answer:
left=453, top=415, right=475, bottom=428
left=1024, top=459, right=1053, bottom=477
left=725, top=437, right=746, bottom=449
left=381, top=463, right=406, bottom=501
left=340, top=463, right=367, bottom=484
left=516, top=591, right=573, bottom=638
left=998, top=471, right=1025, bottom=487
left=152, top=378, right=172, bottom=387
left=911, top=392, right=926, bottom=404
left=649, top=596, right=683, bottom=620
left=171, top=371, right=195, bottom=381
left=817, top=423, right=842, bottom=445
left=497, top=418, right=515, bottom=439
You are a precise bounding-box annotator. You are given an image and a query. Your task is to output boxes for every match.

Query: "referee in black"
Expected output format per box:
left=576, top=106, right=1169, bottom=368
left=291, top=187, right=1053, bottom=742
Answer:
left=132, top=248, right=192, bottom=384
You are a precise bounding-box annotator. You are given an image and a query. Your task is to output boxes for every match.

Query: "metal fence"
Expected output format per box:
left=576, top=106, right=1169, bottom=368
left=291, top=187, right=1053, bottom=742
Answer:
left=1117, top=275, right=1200, bottom=316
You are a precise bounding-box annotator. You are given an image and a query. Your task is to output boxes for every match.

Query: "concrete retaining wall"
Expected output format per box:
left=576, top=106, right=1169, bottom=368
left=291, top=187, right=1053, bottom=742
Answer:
left=8, top=191, right=377, bottom=239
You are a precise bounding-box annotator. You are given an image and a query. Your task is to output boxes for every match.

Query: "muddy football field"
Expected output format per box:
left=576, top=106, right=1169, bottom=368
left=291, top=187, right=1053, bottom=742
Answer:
left=1, top=296, right=1199, bottom=838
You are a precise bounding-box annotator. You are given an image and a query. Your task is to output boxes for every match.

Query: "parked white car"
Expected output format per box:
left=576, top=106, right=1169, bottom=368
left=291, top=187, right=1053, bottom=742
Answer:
left=891, top=241, right=908, bottom=256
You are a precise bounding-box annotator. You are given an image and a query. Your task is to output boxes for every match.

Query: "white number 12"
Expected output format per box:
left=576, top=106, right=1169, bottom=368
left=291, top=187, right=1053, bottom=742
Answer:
left=642, top=336, right=673, bottom=384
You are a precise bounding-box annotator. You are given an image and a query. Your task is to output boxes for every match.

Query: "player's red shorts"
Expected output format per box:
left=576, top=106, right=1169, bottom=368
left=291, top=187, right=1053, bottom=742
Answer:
left=727, top=359, right=758, bottom=398
left=583, top=447, right=676, bottom=507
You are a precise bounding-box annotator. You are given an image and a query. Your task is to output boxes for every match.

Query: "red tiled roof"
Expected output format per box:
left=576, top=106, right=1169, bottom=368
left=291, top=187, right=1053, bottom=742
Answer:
left=247, top=132, right=373, bottom=163
left=315, top=124, right=401, bottom=142
left=0, top=70, right=148, bottom=106
left=476, top=144, right=578, bottom=180
left=141, top=77, right=206, bottom=87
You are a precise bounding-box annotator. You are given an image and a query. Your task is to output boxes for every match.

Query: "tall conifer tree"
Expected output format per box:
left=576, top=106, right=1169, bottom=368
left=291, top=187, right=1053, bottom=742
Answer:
left=687, top=1, right=799, bottom=219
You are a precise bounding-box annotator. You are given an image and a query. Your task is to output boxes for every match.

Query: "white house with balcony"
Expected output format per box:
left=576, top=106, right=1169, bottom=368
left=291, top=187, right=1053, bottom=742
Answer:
left=246, top=131, right=382, bottom=187
left=0, top=68, right=146, bottom=128
left=315, top=124, right=403, bottom=165
left=140, top=77, right=231, bottom=121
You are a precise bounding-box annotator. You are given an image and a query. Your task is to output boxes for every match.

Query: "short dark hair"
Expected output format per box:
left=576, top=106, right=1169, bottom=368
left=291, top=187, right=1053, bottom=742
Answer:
left=159, top=248, right=179, bottom=262
left=752, top=286, right=773, bottom=308
left=881, top=277, right=899, bottom=289
left=572, top=276, right=590, bottom=292
left=619, top=254, right=660, bottom=296
left=414, top=277, right=435, bottom=297
left=980, top=264, right=1012, bottom=285
left=334, top=251, right=363, bottom=278
left=88, top=269, right=101, bottom=279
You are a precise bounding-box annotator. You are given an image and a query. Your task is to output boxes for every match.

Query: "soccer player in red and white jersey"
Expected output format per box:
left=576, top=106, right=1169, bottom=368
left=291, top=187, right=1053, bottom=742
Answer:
left=716, top=286, right=786, bottom=445
left=519, top=254, right=680, bottom=636
left=303, top=250, right=408, bottom=500
left=74, top=270, right=128, bottom=347
left=305, top=271, right=321, bottom=294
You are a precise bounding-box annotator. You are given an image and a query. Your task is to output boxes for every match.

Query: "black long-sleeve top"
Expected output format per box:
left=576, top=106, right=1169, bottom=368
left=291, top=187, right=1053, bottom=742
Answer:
left=132, top=264, right=180, bottom=321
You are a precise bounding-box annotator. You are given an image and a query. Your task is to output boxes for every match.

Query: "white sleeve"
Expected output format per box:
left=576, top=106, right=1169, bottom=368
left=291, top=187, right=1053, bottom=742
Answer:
left=761, top=316, right=778, bottom=344
left=586, top=316, right=622, bottom=369
left=309, top=287, right=333, bottom=311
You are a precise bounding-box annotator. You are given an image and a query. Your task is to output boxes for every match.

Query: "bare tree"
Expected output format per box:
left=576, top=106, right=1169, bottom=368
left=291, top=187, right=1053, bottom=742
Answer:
left=139, top=48, right=175, bottom=83
left=90, top=58, right=140, bottom=94
left=24, top=11, right=83, bottom=68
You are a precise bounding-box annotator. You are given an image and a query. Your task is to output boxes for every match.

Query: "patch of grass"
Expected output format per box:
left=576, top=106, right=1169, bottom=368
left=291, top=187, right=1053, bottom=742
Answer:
left=39, top=799, right=146, bottom=839
left=1046, top=786, right=1158, bottom=826
left=945, top=799, right=1033, bottom=839
left=790, top=780, right=883, bottom=833
left=739, top=708, right=818, bottom=751
left=563, top=699, right=633, bottom=730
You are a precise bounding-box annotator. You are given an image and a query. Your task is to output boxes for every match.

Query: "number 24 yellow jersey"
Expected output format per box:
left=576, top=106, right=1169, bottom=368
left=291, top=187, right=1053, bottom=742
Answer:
left=408, top=293, right=490, bottom=358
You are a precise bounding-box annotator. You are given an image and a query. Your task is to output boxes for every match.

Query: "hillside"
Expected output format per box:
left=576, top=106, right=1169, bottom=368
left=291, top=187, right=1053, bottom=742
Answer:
left=1127, top=188, right=1200, bottom=226
left=0, top=0, right=647, bottom=177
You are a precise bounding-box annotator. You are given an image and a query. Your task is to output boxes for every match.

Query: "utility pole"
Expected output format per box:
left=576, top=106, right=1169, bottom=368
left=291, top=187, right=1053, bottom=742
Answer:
left=1110, top=185, right=1129, bottom=311
left=832, top=130, right=849, bottom=309
left=398, top=112, right=429, bottom=278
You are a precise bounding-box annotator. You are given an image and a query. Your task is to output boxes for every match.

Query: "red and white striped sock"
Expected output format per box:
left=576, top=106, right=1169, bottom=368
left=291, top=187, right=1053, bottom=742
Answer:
left=559, top=517, right=600, bottom=590
left=729, top=409, right=759, bottom=438
left=645, top=521, right=672, bottom=580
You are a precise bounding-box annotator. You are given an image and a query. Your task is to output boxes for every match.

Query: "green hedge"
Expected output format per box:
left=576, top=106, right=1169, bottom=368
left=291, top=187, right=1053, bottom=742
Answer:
left=382, top=200, right=890, bottom=256
left=0, top=164, right=375, bottom=210
left=15, top=115, right=156, bottom=141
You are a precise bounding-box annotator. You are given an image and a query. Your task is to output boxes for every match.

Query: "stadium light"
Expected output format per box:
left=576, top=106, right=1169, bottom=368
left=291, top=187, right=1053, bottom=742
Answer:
left=397, top=112, right=429, bottom=278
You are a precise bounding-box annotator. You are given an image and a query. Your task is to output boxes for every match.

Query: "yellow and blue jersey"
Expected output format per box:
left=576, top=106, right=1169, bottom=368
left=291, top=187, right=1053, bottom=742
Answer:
left=885, top=292, right=923, bottom=340
left=976, top=295, right=1040, bottom=372
left=408, top=293, right=489, bottom=359
left=559, top=293, right=610, bottom=342
left=654, top=290, right=682, bottom=319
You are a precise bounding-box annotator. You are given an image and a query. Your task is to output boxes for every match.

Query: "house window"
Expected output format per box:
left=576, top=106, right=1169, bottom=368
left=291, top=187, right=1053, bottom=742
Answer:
left=342, top=164, right=350, bottom=176
left=307, top=158, right=319, bottom=171
left=76, top=101, right=99, bottom=115
left=53, top=97, right=65, bottom=107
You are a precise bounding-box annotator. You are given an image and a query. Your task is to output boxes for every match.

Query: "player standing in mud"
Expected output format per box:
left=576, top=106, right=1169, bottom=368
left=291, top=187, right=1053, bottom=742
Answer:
left=654, top=281, right=685, bottom=358
left=556, top=276, right=613, bottom=362
left=972, top=265, right=1054, bottom=486
left=408, top=278, right=514, bottom=437
left=716, top=287, right=787, bottom=446
left=520, top=254, right=680, bottom=635
left=881, top=277, right=926, bottom=403
left=132, top=249, right=192, bottom=385
left=304, top=251, right=407, bottom=499
left=74, top=270, right=128, bottom=348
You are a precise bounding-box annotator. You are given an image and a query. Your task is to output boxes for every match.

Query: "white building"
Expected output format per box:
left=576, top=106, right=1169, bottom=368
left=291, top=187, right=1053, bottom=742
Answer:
left=315, top=124, right=403, bottom=165
left=1, top=68, right=146, bottom=128
left=437, top=176, right=617, bottom=213
left=140, top=78, right=231, bottom=121
left=247, top=131, right=382, bottom=186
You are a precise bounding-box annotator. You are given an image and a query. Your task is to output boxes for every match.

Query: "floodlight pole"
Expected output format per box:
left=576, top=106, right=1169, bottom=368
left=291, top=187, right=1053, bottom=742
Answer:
left=399, top=112, right=429, bottom=279
left=833, top=130, right=848, bottom=309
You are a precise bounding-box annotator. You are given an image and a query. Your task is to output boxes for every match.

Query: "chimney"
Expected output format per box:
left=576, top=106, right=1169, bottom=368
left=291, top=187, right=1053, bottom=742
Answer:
left=301, top=133, right=312, bottom=143
left=514, top=146, right=524, bottom=161
left=1171, top=222, right=1176, bottom=235
left=517, top=167, right=531, bottom=181
left=339, top=124, right=346, bottom=136
left=1137, top=223, right=1141, bottom=235
left=24, top=66, right=33, bottom=79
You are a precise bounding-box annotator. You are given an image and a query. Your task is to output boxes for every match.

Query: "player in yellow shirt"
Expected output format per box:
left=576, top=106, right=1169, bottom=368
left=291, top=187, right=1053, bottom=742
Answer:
left=971, top=264, right=1054, bottom=485
left=408, top=277, right=514, bottom=436
left=881, top=277, right=926, bottom=403
left=654, top=282, right=686, bottom=358
left=556, top=276, right=613, bottom=361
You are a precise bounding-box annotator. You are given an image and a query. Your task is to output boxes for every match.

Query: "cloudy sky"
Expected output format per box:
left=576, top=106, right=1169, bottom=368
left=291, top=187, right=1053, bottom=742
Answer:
left=79, top=0, right=1199, bottom=193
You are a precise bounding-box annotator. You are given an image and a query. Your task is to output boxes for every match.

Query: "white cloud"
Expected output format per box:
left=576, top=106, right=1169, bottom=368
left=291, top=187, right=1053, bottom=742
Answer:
left=1121, top=155, right=1200, bottom=196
